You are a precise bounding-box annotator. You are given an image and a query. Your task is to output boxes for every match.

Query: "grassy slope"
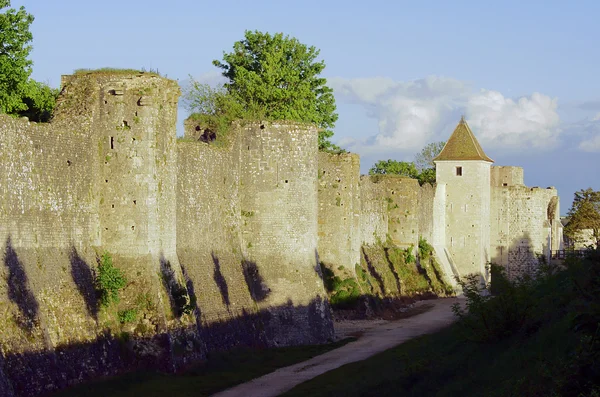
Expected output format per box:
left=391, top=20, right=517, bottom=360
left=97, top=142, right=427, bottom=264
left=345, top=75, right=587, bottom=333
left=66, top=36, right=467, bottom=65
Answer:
left=53, top=338, right=354, bottom=397
left=285, top=255, right=600, bottom=397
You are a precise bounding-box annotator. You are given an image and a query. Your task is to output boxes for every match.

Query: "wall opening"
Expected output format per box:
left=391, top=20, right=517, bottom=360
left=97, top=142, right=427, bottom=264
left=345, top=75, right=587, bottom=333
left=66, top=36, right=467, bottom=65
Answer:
left=456, top=166, right=462, bottom=176
left=66, top=160, right=71, bottom=166
left=133, top=200, right=137, bottom=205
left=110, top=137, right=114, bottom=150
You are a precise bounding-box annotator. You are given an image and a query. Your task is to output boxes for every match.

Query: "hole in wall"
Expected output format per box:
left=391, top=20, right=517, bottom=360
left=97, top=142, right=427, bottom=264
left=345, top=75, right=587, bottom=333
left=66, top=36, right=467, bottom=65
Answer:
left=132, top=137, right=136, bottom=142
left=260, top=124, right=265, bottom=129
left=66, top=160, right=71, bottom=166
left=131, top=226, right=135, bottom=231
left=133, top=200, right=137, bottom=205
left=110, top=136, right=114, bottom=150
left=111, top=204, right=114, bottom=208
left=285, top=180, right=288, bottom=183
left=105, top=179, right=108, bottom=183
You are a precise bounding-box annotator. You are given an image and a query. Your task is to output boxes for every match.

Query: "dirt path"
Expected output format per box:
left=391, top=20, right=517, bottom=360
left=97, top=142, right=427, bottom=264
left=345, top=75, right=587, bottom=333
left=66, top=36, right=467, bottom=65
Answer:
left=213, top=298, right=461, bottom=397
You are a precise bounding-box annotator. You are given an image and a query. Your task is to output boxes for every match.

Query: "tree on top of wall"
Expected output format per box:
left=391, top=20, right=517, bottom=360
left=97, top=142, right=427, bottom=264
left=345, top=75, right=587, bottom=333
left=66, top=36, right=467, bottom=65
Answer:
left=413, top=141, right=445, bottom=184
left=0, top=1, right=57, bottom=122
left=369, top=160, right=419, bottom=178
left=564, top=188, right=600, bottom=249
left=414, top=141, right=445, bottom=172
left=369, top=141, right=445, bottom=185
left=184, top=30, right=341, bottom=152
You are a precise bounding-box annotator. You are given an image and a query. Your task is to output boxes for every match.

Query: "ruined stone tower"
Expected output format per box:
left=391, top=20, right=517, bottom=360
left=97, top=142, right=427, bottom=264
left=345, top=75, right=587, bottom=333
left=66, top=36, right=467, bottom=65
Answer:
left=434, top=117, right=493, bottom=279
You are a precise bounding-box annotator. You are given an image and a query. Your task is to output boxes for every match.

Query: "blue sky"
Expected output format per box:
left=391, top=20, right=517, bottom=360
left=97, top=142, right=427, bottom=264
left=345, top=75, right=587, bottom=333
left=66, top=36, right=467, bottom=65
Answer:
left=15, top=0, right=600, bottom=213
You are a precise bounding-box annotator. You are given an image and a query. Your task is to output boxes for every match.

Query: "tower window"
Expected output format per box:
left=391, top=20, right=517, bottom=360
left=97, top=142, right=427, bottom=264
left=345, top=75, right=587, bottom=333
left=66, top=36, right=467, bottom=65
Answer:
left=456, top=166, right=463, bottom=176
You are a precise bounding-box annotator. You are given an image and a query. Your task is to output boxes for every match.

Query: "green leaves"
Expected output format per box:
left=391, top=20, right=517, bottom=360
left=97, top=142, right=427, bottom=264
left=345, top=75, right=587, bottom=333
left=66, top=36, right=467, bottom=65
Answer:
left=565, top=188, right=600, bottom=249
left=414, top=141, right=445, bottom=172
left=0, top=0, right=34, bottom=114
left=0, top=2, right=57, bottom=121
left=187, top=30, right=339, bottom=151
left=95, top=252, right=127, bottom=308
left=369, top=160, right=419, bottom=178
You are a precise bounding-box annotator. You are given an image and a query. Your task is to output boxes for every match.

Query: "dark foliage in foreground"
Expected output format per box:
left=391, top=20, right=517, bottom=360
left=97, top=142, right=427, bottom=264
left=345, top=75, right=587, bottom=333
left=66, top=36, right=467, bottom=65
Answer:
left=285, top=250, right=600, bottom=396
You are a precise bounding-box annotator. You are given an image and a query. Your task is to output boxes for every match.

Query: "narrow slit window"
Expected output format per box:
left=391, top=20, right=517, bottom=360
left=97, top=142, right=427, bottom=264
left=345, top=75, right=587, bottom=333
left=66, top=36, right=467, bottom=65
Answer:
left=110, top=136, right=114, bottom=149
left=456, top=166, right=462, bottom=176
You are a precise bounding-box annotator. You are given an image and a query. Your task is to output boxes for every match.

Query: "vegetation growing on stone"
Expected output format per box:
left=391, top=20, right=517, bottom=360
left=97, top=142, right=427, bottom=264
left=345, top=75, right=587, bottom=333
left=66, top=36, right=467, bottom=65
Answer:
left=320, top=263, right=361, bottom=308
left=73, top=67, right=160, bottom=77
left=117, top=308, right=138, bottom=324
left=95, top=251, right=127, bottom=308
left=184, top=30, right=341, bottom=152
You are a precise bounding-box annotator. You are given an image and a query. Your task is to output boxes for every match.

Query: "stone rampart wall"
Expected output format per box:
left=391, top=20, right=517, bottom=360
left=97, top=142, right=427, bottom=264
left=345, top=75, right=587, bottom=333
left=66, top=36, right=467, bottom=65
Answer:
left=317, top=152, right=361, bottom=273
left=491, top=184, right=560, bottom=278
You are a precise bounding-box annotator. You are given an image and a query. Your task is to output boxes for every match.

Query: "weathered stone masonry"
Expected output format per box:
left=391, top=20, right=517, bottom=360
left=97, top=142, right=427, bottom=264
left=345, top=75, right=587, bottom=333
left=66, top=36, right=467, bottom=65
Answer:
left=0, top=72, right=562, bottom=396
left=0, top=73, right=332, bottom=397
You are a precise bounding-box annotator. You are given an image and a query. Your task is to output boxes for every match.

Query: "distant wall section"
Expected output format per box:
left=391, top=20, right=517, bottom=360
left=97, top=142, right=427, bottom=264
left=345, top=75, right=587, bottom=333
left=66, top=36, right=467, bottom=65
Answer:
left=317, top=152, right=361, bottom=272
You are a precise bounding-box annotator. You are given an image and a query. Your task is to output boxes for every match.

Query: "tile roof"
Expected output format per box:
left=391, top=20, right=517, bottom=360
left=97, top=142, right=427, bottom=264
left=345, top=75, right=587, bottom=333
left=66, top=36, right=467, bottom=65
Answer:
left=434, top=116, right=494, bottom=163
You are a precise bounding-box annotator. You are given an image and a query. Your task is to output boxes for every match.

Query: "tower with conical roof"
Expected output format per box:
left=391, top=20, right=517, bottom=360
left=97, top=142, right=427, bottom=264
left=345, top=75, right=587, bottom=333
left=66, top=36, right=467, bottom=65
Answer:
left=434, top=116, right=493, bottom=280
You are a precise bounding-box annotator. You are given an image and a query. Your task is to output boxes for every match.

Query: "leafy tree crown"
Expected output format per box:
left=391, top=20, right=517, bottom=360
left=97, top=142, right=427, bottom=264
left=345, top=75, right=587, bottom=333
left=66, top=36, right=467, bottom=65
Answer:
left=207, top=30, right=339, bottom=151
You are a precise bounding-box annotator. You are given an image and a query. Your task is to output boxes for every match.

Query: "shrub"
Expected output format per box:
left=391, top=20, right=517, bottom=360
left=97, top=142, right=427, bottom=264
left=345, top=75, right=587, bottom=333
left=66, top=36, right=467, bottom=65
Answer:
left=96, top=251, right=126, bottom=308
left=452, top=264, right=535, bottom=342
left=418, top=237, right=433, bottom=259
left=403, top=246, right=416, bottom=264
left=320, top=262, right=362, bottom=308
left=117, top=308, right=137, bottom=324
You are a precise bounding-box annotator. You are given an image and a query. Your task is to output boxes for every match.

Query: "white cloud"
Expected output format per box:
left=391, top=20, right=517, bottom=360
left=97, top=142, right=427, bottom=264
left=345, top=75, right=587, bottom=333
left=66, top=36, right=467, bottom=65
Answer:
left=579, top=134, right=600, bottom=152
left=466, top=91, right=560, bottom=149
left=331, top=76, right=561, bottom=155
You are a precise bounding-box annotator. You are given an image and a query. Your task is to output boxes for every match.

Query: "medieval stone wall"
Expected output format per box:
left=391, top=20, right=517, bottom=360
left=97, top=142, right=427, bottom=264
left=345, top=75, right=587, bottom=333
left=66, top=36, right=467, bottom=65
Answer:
left=317, top=152, right=361, bottom=273
left=358, top=176, right=388, bottom=245
left=491, top=183, right=560, bottom=278
left=239, top=123, right=333, bottom=346
left=0, top=71, right=564, bottom=396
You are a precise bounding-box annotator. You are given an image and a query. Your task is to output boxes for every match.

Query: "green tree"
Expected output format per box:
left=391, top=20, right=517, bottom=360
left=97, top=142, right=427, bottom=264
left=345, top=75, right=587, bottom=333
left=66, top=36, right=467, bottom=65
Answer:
left=414, top=141, right=445, bottom=171
left=417, top=167, right=436, bottom=185
left=206, top=30, right=339, bottom=151
left=0, top=1, right=57, bottom=121
left=0, top=0, right=34, bottom=114
left=565, top=188, right=600, bottom=249
left=369, top=160, right=419, bottom=178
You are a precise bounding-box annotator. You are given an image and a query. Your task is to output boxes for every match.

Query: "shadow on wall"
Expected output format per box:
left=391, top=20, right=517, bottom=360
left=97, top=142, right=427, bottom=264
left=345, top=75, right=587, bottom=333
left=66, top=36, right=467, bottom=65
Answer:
left=361, top=247, right=386, bottom=293
left=212, top=252, right=230, bottom=307
left=3, top=236, right=39, bottom=332
left=241, top=259, right=270, bottom=302
left=0, top=246, right=333, bottom=396
left=492, top=232, right=545, bottom=280
left=69, top=246, right=98, bottom=320
left=159, top=255, right=191, bottom=318
left=0, top=295, right=333, bottom=397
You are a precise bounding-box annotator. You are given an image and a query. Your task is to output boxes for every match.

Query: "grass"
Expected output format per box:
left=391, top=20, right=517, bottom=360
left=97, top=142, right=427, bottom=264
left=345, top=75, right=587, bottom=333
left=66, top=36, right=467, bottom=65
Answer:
left=283, top=318, right=575, bottom=397
left=284, top=253, right=600, bottom=396
left=53, top=338, right=355, bottom=397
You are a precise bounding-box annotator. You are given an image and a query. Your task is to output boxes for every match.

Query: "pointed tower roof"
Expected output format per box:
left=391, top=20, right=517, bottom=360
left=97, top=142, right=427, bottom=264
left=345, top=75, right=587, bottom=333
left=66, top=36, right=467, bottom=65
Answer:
left=434, top=116, right=493, bottom=162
